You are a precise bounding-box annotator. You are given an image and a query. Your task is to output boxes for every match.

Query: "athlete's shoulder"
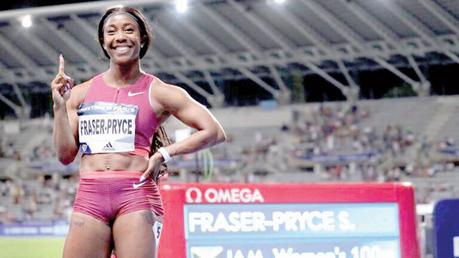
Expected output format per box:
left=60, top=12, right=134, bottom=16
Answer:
left=151, top=78, right=194, bottom=113
left=152, top=76, right=185, bottom=93
left=68, top=79, right=93, bottom=107
left=72, top=79, right=92, bottom=95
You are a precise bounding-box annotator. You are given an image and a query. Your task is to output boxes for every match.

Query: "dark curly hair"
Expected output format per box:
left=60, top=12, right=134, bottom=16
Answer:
left=151, top=126, right=171, bottom=183
left=98, top=6, right=153, bottom=59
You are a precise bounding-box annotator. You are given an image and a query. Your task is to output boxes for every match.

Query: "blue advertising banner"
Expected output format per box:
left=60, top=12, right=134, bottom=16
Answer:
left=434, top=199, right=459, bottom=258
left=0, top=222, right=69, bottom=236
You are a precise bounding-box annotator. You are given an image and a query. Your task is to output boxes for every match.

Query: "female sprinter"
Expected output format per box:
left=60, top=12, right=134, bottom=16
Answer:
left=51, top=6, right=226, bottom=258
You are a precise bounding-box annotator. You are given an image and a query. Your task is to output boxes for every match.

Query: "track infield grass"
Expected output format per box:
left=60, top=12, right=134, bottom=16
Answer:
left=0, top=237, right=64, bottom=258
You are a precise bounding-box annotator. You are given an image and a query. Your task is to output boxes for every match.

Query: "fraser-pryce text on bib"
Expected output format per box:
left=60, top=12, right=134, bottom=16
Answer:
left=77, top=102, right=138, bottom=154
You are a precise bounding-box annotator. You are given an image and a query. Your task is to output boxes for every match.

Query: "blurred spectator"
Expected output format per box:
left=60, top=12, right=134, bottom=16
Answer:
left=1, top=102, right=459, bottom=223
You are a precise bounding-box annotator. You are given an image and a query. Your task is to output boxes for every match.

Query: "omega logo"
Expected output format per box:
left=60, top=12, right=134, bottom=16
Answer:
left=185, top=187, right=264, bottom=203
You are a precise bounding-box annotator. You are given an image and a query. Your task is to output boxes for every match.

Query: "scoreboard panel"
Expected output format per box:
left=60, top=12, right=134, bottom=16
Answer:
left=158, top=183, right=419, bottom=258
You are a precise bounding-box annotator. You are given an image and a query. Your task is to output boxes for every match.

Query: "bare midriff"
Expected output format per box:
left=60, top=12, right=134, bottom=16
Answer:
left=80, top=153, right=148, bottom=172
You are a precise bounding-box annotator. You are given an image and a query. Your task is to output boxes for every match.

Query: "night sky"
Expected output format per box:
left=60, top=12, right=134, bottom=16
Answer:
left=0, top=0, right=103, bottom=11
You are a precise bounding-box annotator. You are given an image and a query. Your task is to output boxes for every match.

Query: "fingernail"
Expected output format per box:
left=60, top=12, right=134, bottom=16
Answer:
left=139, top=175, right=146, bottom=182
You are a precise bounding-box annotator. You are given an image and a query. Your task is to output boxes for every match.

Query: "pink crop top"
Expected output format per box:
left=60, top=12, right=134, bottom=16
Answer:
left=81, top=73, right=159, bottom=156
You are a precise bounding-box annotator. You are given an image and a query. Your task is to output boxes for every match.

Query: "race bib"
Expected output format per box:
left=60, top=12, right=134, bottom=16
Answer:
left=77, top=102, right=138, bottom=154
left=153, top=220, right=163, bottom=246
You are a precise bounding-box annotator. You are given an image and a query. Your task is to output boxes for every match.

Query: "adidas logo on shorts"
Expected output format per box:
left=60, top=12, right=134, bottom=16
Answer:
left=102, top=142, right=115, bottom=151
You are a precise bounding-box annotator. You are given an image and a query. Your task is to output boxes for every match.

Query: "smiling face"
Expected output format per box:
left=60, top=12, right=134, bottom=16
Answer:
left=102, top=13, right=143, bottom=65
left=98, top=7, right=152, bottom=61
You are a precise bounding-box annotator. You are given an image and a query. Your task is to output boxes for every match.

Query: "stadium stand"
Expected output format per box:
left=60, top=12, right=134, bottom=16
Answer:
left=2, top=96, right=459, bottom=226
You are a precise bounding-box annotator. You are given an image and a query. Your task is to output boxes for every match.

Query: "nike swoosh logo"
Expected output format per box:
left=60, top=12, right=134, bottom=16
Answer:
left=128, top=91, right=144, bottom=97
left=133, top=179, right=148, bottom=189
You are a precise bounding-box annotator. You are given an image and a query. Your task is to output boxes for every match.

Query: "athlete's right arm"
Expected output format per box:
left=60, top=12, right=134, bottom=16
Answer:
left=51, top=55, right=83, bottom=165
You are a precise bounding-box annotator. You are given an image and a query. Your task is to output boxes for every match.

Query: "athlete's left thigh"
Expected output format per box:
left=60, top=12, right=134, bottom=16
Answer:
left=112, top=210, right=161, bottom=258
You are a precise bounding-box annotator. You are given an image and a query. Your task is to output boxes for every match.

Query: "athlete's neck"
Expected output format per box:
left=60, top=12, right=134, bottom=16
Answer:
left=106, top=61, right=143, bottom=88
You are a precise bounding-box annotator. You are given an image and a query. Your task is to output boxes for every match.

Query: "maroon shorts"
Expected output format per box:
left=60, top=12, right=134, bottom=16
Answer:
left=73, top=171, right=164, bottom=225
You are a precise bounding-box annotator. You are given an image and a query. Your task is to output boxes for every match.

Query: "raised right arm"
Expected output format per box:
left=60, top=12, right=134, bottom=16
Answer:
left=52, top=85, right=86, bottom=165
left=51, top=55, right=88, bottom=165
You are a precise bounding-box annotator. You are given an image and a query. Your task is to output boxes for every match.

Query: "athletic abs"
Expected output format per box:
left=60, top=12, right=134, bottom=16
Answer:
left=80, top=153, right=148, bottom=172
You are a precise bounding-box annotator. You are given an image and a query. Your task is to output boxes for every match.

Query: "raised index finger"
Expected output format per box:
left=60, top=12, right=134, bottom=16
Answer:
left=58, top=54, right=65, bottom=74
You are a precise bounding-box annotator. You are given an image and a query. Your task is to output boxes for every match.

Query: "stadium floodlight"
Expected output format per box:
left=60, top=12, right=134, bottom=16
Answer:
left=175, top=0, right=189, bottom=14
left=274, top=0, right=286, bottom=4
left=20, top=15, right=32, bottom=28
